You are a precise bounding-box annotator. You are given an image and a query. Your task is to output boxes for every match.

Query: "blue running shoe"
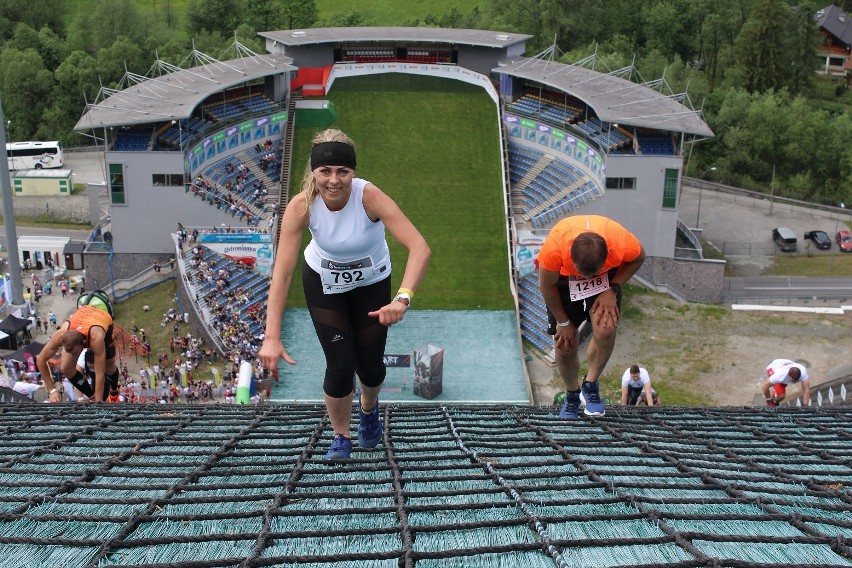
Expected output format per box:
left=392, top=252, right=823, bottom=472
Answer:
left=559, top=391, right=581, bottom=419
left=358, top=400, right=384, bottom=448
left=582, top=380, right=606, bottom=416
left=324, top=435, right=352, bottom=461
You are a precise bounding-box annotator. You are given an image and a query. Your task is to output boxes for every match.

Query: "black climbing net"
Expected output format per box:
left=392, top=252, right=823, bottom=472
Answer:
left=0, top=404, right=849, bottom=567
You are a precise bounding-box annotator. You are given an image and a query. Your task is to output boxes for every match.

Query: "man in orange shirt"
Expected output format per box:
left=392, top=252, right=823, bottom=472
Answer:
left=35, top=291, right=120, bottom=403
left=537, top=215, right=645, bottom=418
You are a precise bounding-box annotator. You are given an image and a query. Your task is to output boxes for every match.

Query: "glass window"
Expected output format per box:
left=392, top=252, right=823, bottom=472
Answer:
left=605, top=177, right=636, bottom=190
left=662, top=168, right=678, bottom=209
left=109, top=163, right=125, bottom=205
left=152, top=173, right=184, bottom=186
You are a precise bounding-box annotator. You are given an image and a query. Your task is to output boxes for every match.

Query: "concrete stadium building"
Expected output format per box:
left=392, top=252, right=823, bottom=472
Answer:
left=74, top=27, right=717, bottom=358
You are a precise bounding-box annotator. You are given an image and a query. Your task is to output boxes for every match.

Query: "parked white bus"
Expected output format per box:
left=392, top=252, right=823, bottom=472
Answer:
left=5, top=141, right=64, bottom=170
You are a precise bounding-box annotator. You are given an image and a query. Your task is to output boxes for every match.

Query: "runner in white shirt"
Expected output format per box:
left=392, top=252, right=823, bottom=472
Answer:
left=259, top=129, right=430, bottom=462
left=620, top=364, right=659, bottom=406
left=13, top=375, right=43, bottom=399
left=761, top=358, right=810, bottom=407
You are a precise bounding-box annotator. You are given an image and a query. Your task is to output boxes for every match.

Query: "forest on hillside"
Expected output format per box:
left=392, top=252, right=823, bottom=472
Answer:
left=0, top=0, right=849, bottom=205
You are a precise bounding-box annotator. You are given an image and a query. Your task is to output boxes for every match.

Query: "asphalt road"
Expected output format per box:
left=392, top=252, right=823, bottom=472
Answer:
left=724, top=275, right=852, bottom=304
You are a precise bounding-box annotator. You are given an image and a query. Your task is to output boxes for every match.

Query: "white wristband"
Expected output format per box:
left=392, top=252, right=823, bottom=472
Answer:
left=50, top=388, right=58, bottom=394
left=556, top=320, right=571, bottom=327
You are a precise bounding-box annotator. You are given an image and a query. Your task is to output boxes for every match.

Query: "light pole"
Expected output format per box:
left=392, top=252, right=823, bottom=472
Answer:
left=695, top=166, right=717, bottom=227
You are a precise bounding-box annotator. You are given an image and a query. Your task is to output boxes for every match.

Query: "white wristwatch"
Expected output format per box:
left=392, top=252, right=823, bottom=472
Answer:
left=393, top=292, right=411, bottom=307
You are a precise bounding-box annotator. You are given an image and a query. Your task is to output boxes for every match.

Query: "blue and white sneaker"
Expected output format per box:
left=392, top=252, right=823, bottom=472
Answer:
left=358, top=400, right=384, bottom=449
left=324, top=435, right=353, bottom=461
left=559, top=391, right=582, bottom=419
left=581, top=380, right=606, bottom=416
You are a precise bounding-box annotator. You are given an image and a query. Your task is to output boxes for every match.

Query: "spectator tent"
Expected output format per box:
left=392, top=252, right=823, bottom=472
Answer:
left=0, top=315, right=33, bottom=350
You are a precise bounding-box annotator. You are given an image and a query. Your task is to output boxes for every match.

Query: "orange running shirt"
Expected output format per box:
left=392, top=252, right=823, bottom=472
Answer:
left=67, top=305, right=114, bottom=343
left=537, top=215, right=643, bottom=277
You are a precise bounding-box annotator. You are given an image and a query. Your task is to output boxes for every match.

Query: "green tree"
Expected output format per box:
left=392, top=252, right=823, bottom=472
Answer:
left=785, top=0, right=818, bottom=94
left=153, top=0, right=180, bottom=30
left=53, top=50, right=99, bottom=125
left=734, top=0, right=789, bottom=93
left=38, top=26, right=70, bottom=71
left=0, top=48, right=54, bottom=140
left=689, top=0, right=750, bottom=86
left=483, top=0, right=613, bottom=53
left=321, top=11, right=369, bottom=27
left=234, top=23, right=265, bottom=53
left=641, top=0, right=695, bottom=62
left=36, top=102, right=82, bottom=146
left=186, top=30, right=231, bottom=56
left=69, top=0, right=147, bottom=55
left=5, top=22, right=39, bottom=50
left=244, top=0, right=285, bottom=32
left=0, top=0, right=68, bottom=42
left=96, top=37, right=146, bottom=88
left=5, top=23, right=69, bottom=71
left=185, top=0, right=242, bottom=37
left=283, top=0, right=317, bottom=30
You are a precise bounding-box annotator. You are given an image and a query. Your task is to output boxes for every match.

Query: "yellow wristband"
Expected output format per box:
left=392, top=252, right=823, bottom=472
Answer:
left=397, top=287, right=415, bottom=299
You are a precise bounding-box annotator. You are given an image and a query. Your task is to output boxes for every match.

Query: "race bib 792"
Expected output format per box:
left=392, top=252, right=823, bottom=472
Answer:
left=320, top=256, right=374, bottom=293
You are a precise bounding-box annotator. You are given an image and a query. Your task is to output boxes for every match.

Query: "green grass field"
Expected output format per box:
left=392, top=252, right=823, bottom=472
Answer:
left=764, top=251, right=852, bottom=276
left=286, top=74, right=514, bottom=311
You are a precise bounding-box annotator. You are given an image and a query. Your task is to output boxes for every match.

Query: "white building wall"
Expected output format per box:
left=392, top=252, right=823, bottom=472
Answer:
left=579, top=154, right=682, bottom=258
left=106, top=152, right=233, bottom=254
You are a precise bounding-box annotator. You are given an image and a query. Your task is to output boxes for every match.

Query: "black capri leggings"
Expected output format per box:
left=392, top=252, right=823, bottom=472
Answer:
left=302, top=261, right=390, bottom=398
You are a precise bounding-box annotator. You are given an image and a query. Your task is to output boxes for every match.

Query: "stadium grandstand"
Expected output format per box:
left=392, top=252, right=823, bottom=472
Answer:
left=0, top=25, right=837, bottom=568
left=74, top=27, right=719, bottom=375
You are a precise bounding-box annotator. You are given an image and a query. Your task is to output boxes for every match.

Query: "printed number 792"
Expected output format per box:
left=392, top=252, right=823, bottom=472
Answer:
left=331, top=270, right=364, bottom=284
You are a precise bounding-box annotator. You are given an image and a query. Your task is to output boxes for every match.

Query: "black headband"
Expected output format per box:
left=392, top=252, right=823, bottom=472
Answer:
left=310, top=141, right=356, bottom=170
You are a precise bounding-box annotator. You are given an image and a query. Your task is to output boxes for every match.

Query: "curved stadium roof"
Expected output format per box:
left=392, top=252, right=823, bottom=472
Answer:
left=74, top=53, right=296, bottom=130
left=76, top=28, right=711, bottom=139
left=498, top=56, right=714, bottom=137
left=258, top=26, right=533, bottom=49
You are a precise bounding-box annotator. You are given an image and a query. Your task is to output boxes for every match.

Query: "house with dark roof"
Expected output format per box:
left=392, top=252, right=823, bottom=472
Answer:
left=816, top=4, right=852, bottom=85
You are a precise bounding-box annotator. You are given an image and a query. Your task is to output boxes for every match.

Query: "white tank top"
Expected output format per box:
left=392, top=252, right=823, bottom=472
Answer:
left=304, top=178, right=391, bottom=294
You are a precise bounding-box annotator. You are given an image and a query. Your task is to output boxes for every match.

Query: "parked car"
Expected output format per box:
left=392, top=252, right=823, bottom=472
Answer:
left=772, top=227, right=798, bottom=252
left=837, top=229, right=852, bottom=253
left=804, top=230, right=832, bottom=250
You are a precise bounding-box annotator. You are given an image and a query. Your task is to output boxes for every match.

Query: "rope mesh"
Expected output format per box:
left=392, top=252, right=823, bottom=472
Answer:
left=0, top=404, right=846, bottom=567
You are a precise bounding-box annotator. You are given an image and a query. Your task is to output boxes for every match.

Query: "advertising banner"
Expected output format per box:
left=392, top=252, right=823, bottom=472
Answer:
left=515, top=230, right=545, bottom=277
left=0, top=274, right=7, bottom=310
left=383, top=354, right=411, bottom=368
left=197, top=233, right=274, bottom=276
